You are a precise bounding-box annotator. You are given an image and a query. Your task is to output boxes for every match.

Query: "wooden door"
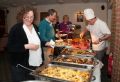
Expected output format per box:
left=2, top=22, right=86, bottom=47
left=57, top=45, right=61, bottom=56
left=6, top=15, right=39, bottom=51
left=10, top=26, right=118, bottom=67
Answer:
left=0, top=10, right=5, bottom=37
left=40, top=12, right=48, bottom=21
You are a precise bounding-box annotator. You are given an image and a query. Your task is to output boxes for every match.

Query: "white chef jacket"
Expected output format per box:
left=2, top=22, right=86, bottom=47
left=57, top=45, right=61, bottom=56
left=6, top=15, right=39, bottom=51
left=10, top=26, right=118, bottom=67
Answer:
left=87, top=18, right=111, bottom=51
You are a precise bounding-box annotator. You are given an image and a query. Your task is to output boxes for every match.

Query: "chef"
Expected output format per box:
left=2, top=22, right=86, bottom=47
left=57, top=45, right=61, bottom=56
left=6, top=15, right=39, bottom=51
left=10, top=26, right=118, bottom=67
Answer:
left=80, top=8, right=111, bottom=61
left=80, top=8, right=111, bottom=82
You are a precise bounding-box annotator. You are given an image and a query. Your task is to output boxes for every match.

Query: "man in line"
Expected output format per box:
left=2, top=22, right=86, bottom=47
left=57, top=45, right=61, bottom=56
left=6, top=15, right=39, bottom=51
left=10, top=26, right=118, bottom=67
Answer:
left=38, top=9, right=57, bottom=65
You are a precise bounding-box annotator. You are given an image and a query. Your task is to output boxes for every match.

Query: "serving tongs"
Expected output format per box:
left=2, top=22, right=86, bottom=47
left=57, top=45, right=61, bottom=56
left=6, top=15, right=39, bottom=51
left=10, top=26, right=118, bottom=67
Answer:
left=16, top=64, right=34, bottom=72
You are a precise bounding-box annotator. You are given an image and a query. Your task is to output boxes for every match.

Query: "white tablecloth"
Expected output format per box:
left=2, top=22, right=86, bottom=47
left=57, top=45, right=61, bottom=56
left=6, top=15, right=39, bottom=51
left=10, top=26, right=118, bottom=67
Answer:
left=91, top=60, right=103, bottom=82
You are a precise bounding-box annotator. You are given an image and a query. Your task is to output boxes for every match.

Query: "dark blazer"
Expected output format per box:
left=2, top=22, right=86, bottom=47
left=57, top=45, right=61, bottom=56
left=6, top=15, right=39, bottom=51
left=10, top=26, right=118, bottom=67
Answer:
left=7, top=22, right=44, bottom=67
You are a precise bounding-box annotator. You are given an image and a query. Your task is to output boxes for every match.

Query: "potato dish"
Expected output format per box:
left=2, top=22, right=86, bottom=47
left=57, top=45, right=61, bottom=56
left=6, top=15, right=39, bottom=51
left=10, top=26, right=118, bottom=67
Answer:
left=39, top=66, right=91, bottom=82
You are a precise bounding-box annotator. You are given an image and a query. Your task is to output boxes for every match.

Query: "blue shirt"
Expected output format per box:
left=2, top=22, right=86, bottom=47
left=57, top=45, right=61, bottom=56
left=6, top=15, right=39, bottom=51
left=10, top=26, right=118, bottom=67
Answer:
left=38, top=19, right=55, bottom=42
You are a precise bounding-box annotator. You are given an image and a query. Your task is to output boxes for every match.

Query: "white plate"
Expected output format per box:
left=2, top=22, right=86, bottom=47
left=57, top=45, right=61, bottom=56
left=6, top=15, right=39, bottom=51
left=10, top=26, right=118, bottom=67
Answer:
left=60, top=34, right=67, bottom=37
left=56, top=34, right=67, bottom=38
left=55, top=39, right=63, bottom=42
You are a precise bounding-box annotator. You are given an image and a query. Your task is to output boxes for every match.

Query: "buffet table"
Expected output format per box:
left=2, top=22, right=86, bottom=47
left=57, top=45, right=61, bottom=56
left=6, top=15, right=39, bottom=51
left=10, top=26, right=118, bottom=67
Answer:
left=91, top=60, right=103, bottom=82
left=33, top=55, right=102, bottom=82
left=33, top=38, right=102, bottom=82
left=34, top=60, right=102, bottom=82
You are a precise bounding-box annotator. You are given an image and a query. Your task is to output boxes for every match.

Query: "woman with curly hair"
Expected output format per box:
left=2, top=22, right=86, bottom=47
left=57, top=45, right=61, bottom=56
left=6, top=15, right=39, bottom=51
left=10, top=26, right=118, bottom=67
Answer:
left=7, top=6, right=44, bottom=82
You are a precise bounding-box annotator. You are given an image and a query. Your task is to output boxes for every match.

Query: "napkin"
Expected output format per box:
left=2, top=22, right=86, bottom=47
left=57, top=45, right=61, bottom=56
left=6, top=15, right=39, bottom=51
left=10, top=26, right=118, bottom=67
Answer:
left=49, top=39, right=55, bottom=48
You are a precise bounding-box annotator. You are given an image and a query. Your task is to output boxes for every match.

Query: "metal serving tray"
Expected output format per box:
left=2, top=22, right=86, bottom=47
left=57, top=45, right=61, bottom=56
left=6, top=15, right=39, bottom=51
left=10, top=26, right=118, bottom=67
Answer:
left=30, top=64, right=93, bottom=82
left=51, top=55, right=97, bottom=68
left=60, top=48, right=95, bottom=57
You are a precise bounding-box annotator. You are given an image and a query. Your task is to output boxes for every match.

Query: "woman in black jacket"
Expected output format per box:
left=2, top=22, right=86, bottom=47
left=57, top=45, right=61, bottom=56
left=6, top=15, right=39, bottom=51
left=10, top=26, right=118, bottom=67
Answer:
left=7, top=6, right=44, bottom=82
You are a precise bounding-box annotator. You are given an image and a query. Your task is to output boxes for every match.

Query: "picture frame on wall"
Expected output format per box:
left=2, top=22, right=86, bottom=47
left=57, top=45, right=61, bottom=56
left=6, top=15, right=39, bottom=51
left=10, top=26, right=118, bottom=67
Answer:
left=77, top=11, right=83, bottom=22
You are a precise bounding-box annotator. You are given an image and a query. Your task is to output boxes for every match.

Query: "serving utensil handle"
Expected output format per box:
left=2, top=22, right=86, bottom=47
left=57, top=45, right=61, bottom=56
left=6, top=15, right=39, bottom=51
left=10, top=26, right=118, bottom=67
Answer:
left=16, top=64, right=34, bottom=72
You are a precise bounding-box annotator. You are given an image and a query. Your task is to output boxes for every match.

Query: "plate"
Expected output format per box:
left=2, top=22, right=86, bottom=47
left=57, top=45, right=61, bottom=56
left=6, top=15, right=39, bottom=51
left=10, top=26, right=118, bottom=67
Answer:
left=55, top=39, right=63, bottom=42
left=60, top=34, right=67, bottom=37
left=55, top=34, right=67, bottom=38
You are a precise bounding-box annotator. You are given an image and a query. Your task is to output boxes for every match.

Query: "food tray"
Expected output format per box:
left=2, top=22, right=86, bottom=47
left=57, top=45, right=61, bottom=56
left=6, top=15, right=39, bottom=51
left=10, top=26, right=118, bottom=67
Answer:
left=61, top=48, right=95, bottom=57
left=51, top=55, right=97, bottom=68
left=31, top=64, right=93, bottom=82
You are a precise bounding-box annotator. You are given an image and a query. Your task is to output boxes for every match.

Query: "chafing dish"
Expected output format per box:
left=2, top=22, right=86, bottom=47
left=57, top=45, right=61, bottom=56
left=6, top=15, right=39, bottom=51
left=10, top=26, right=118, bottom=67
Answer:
left=51, top=55, right=97, bottom=68
left=61, top=48, right=95, bottom=57
left=30, top=64, right=93, bottom=82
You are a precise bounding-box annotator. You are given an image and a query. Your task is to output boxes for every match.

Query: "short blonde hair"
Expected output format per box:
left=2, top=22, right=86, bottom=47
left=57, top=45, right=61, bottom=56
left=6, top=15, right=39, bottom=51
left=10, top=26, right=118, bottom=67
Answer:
left=63, top=15, right=69, bottom=20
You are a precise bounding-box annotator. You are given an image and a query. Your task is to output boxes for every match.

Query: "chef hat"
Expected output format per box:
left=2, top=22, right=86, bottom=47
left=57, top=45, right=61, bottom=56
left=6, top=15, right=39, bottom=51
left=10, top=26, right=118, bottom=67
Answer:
left=84, top=8, right=95, bottom=20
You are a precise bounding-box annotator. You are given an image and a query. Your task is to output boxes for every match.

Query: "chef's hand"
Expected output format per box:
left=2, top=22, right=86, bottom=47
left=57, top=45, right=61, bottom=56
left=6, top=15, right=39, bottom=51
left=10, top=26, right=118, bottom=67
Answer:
left=24, top=43, right=39, bottom=50
left=92, top=39, right=100, bottom=44
left=80, top=32, right=84, bottom=39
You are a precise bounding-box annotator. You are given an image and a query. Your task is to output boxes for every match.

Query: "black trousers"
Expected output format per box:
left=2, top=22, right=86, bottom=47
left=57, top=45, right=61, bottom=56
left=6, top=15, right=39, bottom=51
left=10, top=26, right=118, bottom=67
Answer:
left=53, top=47, right=64, bottom=58
left=94, top=48, right=106, bottom=61
left=94, top=48, right=109, bottom=82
